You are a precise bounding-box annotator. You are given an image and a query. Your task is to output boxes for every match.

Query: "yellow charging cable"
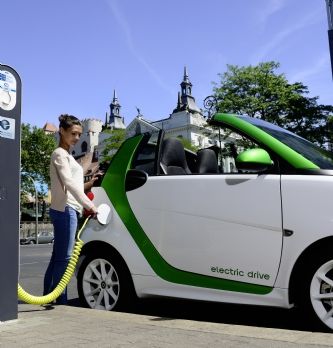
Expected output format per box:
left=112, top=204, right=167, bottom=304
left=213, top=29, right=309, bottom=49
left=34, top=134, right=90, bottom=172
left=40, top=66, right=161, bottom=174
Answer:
left=18, top=217, right=90, bottom=305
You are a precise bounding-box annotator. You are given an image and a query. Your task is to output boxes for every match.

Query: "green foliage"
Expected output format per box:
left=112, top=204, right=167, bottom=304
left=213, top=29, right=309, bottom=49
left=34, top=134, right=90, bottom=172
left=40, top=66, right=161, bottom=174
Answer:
left=177, top=136, right=198, bottom=152
left=213, top=61, right=333, bottom=146
left=21, top=123, right=57, bottom=195
left=100, top=129, right=126, bottom=163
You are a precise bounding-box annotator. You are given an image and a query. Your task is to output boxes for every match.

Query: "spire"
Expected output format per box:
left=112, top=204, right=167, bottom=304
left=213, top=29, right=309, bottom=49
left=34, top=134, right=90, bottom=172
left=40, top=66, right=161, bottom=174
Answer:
left=181, top=66, right=192, bottom=97
left=110, top=89, right=121, bottom=118
left=183, top=66, right=189, bottom=83
left=103, top=89, right=126, bottom=130
left=112, top=89, right=119, bottom=105
left=173, top=66, right=201, bottom=114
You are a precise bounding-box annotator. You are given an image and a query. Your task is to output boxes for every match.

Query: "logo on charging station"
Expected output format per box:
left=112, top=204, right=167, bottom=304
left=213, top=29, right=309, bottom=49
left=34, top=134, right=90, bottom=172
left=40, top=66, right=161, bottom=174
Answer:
left=0, top=116, right=15, bottom=139
left=0, top=70, right=16, bottom=111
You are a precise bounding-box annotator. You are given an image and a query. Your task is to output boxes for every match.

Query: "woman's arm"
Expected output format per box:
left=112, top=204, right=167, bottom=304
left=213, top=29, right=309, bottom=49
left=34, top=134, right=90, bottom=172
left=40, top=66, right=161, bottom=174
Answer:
left=52, top=151, right=96, bottom=211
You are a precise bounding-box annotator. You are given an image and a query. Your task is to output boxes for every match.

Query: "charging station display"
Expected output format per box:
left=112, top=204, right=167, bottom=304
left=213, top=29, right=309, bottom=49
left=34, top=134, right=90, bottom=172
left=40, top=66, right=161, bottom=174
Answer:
left=0, top=70, right=17, bottom=111
left=0, top=64, right=21, bottom=321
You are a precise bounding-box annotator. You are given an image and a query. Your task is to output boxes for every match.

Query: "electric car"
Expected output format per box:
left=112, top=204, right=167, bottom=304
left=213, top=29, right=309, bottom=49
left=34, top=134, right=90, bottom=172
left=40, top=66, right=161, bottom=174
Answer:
left=77, top=113, right=333, bottom=331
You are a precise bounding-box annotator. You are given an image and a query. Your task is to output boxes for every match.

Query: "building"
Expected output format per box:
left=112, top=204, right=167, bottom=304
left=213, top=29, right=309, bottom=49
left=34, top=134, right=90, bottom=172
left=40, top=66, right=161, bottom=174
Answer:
left=103, top=89, right=126, bottom=131
left=126, top=67, right=214, bottom=149
left=44, top=118, right=104, bottom=177
left=42, top=122, right=57, bottom=135
left=45, top=68, right=213, bottom=158
left=43, top=67, right=236, bottom=173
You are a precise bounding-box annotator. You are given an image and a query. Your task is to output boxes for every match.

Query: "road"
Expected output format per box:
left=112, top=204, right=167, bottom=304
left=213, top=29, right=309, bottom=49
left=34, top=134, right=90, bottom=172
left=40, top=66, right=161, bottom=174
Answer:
left=18, top=244, right=321, bottom=333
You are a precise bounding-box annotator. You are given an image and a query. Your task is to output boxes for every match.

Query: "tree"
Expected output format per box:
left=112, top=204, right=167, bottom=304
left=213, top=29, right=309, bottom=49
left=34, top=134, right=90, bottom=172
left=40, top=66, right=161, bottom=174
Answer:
left=100, top=129, right=126, bottom=163
left=21, top=123, right=57, bottom=195
left=213, top=61, right=333, bottom=146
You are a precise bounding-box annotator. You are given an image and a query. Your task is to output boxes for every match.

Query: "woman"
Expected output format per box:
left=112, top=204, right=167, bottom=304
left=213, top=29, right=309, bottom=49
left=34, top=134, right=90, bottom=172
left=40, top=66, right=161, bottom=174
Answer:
left=43, top=114, right=98, bottom=305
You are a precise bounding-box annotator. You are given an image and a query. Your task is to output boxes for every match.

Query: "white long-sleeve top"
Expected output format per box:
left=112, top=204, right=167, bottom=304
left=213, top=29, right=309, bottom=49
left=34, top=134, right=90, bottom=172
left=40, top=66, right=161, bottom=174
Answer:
left=50, top=147, right=94, bottom=213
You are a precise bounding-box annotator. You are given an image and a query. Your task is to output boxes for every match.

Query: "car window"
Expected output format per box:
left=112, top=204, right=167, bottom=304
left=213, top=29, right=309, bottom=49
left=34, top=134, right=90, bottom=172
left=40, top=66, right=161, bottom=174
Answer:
left=131, top=127, right=277, bottom=176
left=217, top=129, right=258, bottom=173
left=131, top=131, right=160, bottom=175
left=240, top=116, right=333, bottom=169
left=203, top=126, right=261, bottom=174
left=156, top=130, right=267, bottom=175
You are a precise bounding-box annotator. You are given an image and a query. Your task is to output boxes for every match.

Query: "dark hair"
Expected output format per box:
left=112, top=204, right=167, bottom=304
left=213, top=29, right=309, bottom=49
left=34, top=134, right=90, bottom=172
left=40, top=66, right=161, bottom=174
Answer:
left=58, top=114, right=82, bottom=130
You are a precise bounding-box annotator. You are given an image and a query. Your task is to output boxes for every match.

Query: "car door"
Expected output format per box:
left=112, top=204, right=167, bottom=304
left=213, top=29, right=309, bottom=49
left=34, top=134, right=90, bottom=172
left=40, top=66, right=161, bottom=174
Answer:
left=127, top=174, right=282, bottom=287
left=126, top=133, right=283, bottom=291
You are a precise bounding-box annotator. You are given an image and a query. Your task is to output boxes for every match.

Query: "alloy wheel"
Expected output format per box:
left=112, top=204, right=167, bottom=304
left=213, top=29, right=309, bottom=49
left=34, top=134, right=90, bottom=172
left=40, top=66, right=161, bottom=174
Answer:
left=82, top=258, right=120, bottom=310
left=310, top=260, right=333, bottom=330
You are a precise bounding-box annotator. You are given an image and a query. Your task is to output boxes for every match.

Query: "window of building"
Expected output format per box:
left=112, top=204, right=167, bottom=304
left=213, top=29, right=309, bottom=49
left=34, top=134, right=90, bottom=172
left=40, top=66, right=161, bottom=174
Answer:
left=81, top=141, right=88, bottom=153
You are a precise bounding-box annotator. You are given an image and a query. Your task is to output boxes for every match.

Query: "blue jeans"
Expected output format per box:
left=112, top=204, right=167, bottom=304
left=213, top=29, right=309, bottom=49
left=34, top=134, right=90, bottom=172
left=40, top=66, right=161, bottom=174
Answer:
left=43, top=206, right=78, bottom=304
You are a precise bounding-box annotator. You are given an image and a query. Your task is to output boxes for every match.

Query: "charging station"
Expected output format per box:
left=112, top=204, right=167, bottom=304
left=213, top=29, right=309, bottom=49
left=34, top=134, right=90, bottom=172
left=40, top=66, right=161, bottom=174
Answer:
left=0, top=64, right=21, bottom=321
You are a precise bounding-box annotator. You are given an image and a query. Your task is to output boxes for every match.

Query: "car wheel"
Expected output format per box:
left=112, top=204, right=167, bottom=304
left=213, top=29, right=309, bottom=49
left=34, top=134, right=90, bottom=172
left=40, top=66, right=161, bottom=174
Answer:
left=77, top=251, right=135, bottom=311
left=29, top=240, right=35, bottom=245
left=298, top=252, right=333, bottom=331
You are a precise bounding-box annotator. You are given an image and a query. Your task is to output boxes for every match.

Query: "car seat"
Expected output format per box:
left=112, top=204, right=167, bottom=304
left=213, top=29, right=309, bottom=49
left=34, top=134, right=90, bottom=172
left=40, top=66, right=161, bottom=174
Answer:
left=196, top=149, right=218, bottom=174
left=160, top=138, right=191, bottom=175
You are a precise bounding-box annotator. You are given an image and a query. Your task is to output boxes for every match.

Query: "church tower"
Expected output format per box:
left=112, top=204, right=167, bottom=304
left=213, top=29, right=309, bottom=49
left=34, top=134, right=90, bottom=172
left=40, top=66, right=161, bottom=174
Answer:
left=173, top=67, right=201, bottom=114
left=104, top=90, right=126, bottom=130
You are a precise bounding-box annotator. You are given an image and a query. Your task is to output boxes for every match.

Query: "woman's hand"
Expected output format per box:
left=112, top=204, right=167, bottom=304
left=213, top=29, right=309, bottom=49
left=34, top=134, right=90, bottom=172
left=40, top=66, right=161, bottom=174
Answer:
left=84, top=171, right=103, bottom=192
left=84, top=205, right=98, bottom=218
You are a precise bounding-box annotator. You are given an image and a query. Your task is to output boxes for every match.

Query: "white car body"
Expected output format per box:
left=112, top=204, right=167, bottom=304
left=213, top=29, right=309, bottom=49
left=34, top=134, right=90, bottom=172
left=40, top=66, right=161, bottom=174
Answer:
left=77, top=114, right=333, bottom=330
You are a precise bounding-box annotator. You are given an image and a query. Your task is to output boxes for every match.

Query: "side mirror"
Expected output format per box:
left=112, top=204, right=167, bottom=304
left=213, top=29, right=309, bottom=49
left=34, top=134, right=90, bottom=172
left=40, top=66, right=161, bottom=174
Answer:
left=236, top=148, right=273, bottom=173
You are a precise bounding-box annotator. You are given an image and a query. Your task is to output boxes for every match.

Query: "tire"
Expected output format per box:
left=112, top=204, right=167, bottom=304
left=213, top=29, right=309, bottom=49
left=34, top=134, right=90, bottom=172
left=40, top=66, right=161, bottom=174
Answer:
left=29, top=240, right=36, bottom=245
left=77, top=250, right=135, bottom=311
left=297, top=251, right=333, bottom=331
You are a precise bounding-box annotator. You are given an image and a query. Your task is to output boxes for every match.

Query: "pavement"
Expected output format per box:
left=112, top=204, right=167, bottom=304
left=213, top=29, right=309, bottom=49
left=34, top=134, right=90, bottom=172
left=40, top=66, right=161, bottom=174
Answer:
left=1, top=304, right=333, bottom=347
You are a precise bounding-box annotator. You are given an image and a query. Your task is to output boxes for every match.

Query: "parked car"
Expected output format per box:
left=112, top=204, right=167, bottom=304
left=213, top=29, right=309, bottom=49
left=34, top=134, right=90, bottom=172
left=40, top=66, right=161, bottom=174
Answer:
left=20, top=231, right=54, bottom=245
left=77, top=113, right=333, bottom=331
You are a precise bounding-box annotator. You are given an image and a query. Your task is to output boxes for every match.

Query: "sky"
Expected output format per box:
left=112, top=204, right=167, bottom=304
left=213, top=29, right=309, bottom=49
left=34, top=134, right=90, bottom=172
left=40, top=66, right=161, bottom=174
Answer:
left=1, top=0, right=332, bottom=128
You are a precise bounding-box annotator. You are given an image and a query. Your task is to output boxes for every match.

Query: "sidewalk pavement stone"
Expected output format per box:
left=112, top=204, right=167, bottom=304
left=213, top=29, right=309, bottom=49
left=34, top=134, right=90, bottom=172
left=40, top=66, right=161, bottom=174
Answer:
left=0, top=304, right=333, bottom=347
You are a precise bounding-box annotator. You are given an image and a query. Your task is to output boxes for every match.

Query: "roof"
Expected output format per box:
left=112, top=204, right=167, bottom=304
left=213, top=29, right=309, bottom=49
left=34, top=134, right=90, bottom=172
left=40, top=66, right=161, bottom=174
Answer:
left=75, top=152, right=100, bottom=177
left=43, top=123, right=58, bottom=133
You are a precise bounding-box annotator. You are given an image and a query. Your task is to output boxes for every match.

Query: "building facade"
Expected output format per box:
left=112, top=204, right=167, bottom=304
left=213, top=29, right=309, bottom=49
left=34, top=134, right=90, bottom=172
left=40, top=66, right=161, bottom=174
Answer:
left=43, top=67, right=236, bottom=173
left=126, top=67, right=214, bottom=149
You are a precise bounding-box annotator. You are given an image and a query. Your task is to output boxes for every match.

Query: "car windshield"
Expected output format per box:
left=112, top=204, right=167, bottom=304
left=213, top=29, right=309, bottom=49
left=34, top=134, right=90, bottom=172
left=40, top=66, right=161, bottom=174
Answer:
left=238, top=116, right=333, bottom=169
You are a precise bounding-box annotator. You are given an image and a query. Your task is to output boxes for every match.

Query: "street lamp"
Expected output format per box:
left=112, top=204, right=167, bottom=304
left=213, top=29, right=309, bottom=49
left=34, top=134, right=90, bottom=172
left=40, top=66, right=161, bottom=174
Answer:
left=203, top=95, right=218, bottom=119
left=24, top=174, right=38, bottom=244
left=203, top=95, right=224, bottom=170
